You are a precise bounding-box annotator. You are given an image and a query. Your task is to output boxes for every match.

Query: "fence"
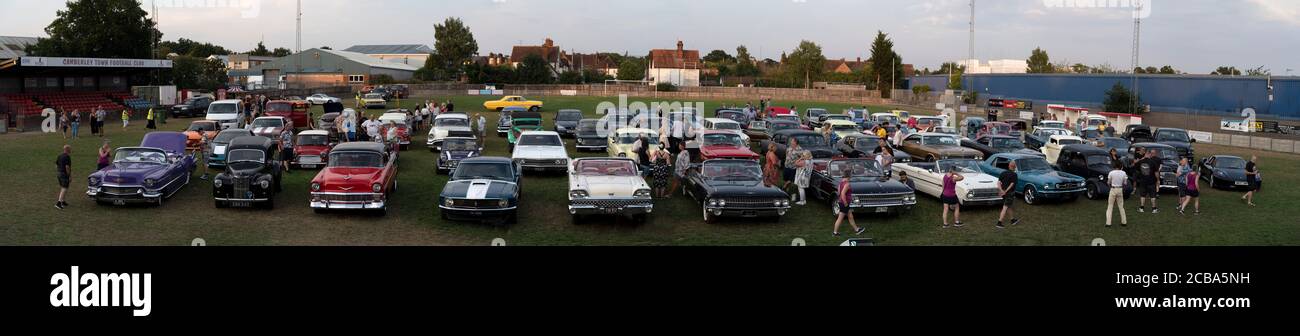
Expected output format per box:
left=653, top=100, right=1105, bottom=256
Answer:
left=404, top=83, right=889, bottom=105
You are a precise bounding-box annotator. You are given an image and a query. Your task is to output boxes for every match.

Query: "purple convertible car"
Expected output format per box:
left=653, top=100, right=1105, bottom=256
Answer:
left=87, top=132, right=197, bottom=206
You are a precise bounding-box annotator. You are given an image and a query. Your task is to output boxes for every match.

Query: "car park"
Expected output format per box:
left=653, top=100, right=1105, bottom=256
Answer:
left=263, top=100, right=311, bottom=128
left=574, top=119, right=608, bottom=152
left=1153, top=128, right=1196, bottom=160
left=205, top=100, right=247, bottom=130
left=890, top=159, right=1002, bottom=206
left=695, top=130, right=760, bottom=161
left=427, top=114, right=473, bottom=152
left=1055, top=144, right=1134, bottom=200
left=872, top=113, right=901, bottom=126
left=1041, top=134, right=1086, bottom=164
left=183, top=120, right=220, bottom=152
left=292, top=130, right=331, bottom=169
left=554, top=109, right=584, bottom=137
left=898, top=133, right=983, bottom=162
left=980, top=153, right=1086, bottom=205
left=208, top=128, right=254, bottom=169
left=961, top=135, right=1043, bottom=159
left=1199, top=155, right=1260, bottom=190
left=438, top=157, right=521, bottom=224
left=567, top=158, right=654, bottom=223
left=86, top=132, right=196, bottom=206
left=484, top=96, right=543, bottom=112
left=745, top=120, right=770, bottom=141
left=809, top=158, right=916, bottom=215
left=436, top=137, right=482, bottom=175
left=309, top=142, right=397, bottom=215
left=978, top=121, right=1013, bottom=139
left=362, top=93, right=387, bottom=109
left=684, top=159, right=791, bottom=223
left=761, top=129, right=839, bottom=167
left=607, top=128, right=660, bottom=163
left=835, top=134, right=912, bottom=163
left=1129, top=143, right=1182, bottom=192
left=212, top=136, right=282, bottom=209
left=512, top=131, right=570, bottom=173
left=305, top=94, right=341, bottom=105
left=1024, top=127, right=1072, bottom=151
left=170, top=97, right=212, bottom=118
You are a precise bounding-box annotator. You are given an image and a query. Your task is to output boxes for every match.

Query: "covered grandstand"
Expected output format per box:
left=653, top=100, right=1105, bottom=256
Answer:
left=0, top=56, right=172, bottom=130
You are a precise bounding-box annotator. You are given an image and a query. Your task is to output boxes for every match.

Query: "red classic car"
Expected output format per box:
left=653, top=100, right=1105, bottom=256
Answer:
left=765, top=106, right=795, bottom=117
left=293, top=130, right=332, bottom=169
left=309, top=142, right=397, bottom=215
left=264, top=100, right=311, bottom=128
left=696, top=130, right=760, bottom=161
left=183, top=120, right=220, bottom=152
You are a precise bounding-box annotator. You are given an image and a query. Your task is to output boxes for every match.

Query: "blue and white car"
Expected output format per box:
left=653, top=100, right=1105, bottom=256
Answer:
left=980, top=153, right=1087, bottom=205
left=438, top=157, right=521, bottom=225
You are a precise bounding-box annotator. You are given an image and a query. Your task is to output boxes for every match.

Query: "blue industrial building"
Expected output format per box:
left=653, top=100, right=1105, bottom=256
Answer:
left=910, top=74, right=1299, bottom=120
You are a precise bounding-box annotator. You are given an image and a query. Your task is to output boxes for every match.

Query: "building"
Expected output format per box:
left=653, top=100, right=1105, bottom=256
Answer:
left=472, top=53, right=510, bottom=67
left=960, top=59, right=1029, bottom=74
left=510, top=38, right=569, bottom=77
left=209, top=53, right=277, bottom=89
left=0, top=36, right=38, bottom=60
left=648, top=41, right=701, bottom=87
left=826, top=58, right=868, bottom=74
left=251, top=48, right=419, bottom=89
left=570, top=53, right=619, bottom=77
left=343, top=44, right=433, bottom=67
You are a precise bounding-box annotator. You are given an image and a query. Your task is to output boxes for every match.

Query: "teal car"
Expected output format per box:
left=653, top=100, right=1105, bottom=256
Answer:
left=979, top=153, right=1086, bottom=205
left=507, top=111, right=544, bottom=152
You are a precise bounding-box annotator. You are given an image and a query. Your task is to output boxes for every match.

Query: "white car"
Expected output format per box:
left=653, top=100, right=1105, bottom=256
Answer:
left=1038, top=121, right=1070, bottom=134
left=512, top=131, right=570, bottom=173
left=700, top=118, right=749, bottom=143
left=567, top=157, right=654, bottom=222
left=305, top=94, right=341, bottom=105
left=205, top=99, right=246, bottom=130
left=362, top=93, right=387, bottom=109
left=891, top=159, right=1003, bottom=206
left=872, top=113, right=901, bottom=126
left=427, top=114, right=473, bottom=151
left=1042, top=134, right=1086, bottom=164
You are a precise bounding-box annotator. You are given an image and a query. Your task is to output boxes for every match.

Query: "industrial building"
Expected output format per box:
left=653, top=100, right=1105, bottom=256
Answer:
left=250, top=48, right=420, bottom=89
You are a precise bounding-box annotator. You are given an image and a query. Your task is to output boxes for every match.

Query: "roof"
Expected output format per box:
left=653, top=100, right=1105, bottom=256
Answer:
left=615, top=128, right=658, bottom=134
left=309, top=48, right=420, bottom=72
left=510, top=45, right=562, bottom=63
left=462, top=157, right=513, bottom=164
left=299, top=130, right=330, bottom=136
left=343, top=44, right=433, bottom=55
left=823, top=120, right=859, bottom=126
left=649, top=48, right=701, bottom=69
left=704, top=118, right=739, bottom=124
left=570, top=53, right=617, bottom=70
left=0, top=36, right=38, bottom=59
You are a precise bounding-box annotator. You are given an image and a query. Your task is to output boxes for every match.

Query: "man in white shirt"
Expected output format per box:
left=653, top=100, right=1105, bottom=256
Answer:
left=1106, top=162, right=1130, bottom=228
left=365, top=117, right=382, bottom=143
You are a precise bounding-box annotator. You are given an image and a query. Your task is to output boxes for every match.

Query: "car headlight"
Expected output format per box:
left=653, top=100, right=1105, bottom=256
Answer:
left=718, top=199, right=727, bottom=207
left=571, top=190, right=590, bottom=199
left=1044, top=184, right=1055, bottom=190
left=311, top=183, right=321, bottom=192
left=498, top=199, right=510, bottom=208
left=708, top=199, right=719, bottom=207
left=372, top=183, right=383, bottom=193
left=214, top=178, right=224, bottom=188
left=443, top=198, right=454, bottom=207
left=259, top=179, right=271, bottom=189
left=618, top=153, right=627, bottom=158
left=555, top=159, right=566, bottom=165
left=634, top=189, right=652, bottom=198
left=143, top=179, right=157, bottom=188
left=967, top=191, right=975, bottom=198
left=88, top=177, right=100, bottom=186
left=780, top=200, right=790, bottom=207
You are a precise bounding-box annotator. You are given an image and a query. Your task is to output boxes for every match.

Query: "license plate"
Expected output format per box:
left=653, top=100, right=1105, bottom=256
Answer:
left=468, top=212, right=483, bottom=216
left=875, top=207, right=889, bottom=213
left=301, top=164, right=317, bottom=169
left=112, top=199, right=126, bottom=206
left=1235, top=181, right=1248, bottom=186
left=603, top=208, right=620, bottom=215
left=742, top=211, right=757, bottom=217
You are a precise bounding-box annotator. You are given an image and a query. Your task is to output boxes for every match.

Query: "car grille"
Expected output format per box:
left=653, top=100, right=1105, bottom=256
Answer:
left=970, top=188, right=1001, bottom=199
left=233, top=177, right=251, bottom=197
left=451, top=199, right=504, bottom=209
left=101, top=186, right=142, bottom=195
left=853, top=193, right=912, bottom=206
left=521, top=159, right=566, bottom=166
left=318, top=193, right=375, bottom=203
left=572, top=199, right=651, bottom=208
left=720, top=197, right=784, bottom=208
left=1055, top=182, right=1083, bottom=189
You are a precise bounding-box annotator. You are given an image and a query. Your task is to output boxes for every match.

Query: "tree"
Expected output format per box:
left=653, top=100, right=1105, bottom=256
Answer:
left=868, top=31, right=904, bottom=98
left=912, top=85, right=933, bottom=95
left=1211, top=66, right=1241, bottom=76
left=1133, top=67, right=1147, bottom=74
left=158, top=38, right=230, bottom=58
left=1027, top=47, right=1053, bottom=73
left=25, top=0, right=161, bottom=59
left=1158, top=65, right=1177, bottom=74
left=1070, top=63, right=1092, bottom=73
left=164, top=56, right=226, bottom=90
left=733, top=45, right=760, bottom=77
left=581, top=69, right=613, bottom=83
left=463, top=63, right=515, bottom=84
left=1103, top=82, right=1143, bottom=114
left=1245, top=66, right=1270, bottom=76
left=421, top=17, right=479, bottom=81
left=369, top=74, right=396, bottom=85
left=938, top=62, right=967, bottom=90
left=783, top=40, right=827, bottom=89
left=557, top=70, right=583, bottom=84
left=1145, top=66, right=1158, bottom=74
left=272, top=48, right=292, bottom=57
left=703, top=50, right=735, bottom=64
left=515, top=54, right=554, bottom=84
left=616, top=58, right=647, bottom=81
left=249, top=42, right=272, bottom=57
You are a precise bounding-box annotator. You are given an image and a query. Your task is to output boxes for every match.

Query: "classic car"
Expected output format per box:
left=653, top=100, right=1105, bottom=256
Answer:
left=768, top=114, right=802, bottom=126
left=183, top=120, right=220, bottom=152
left=208, top=128, right=255, bottom=169
left=362, top=93, right=388, bottom=109
left=760, top=129, right=839, bottom=168
left=250, top=116, right=293, bottom=144
left=813, top=114, right=850, bottom=129
left=1128, top=143, right=1182, bottom=192
left=316, top=104, right=348, bottom=140
left=696, top=130, right=760, bottom=161
left=1124, top=124, right=1154, bottom=144
left=567, top=158, right=654, bottom=222
left=263, top=100, right=311, bottom=128
left=764, top=120, right=805, bottom=140
left=1153, top=127, right=1196, bottom=160
left=507, top=111, right=545, bottom=151
left=1097, top=137, right=1132, bottom=154
left=377, top=113, right=412, bottom=150
left=438, top=157, right=521, bottom=224
left=931, top=126, right=960, bottom=137
left=890, top=159, right=1002, bottom=206
left=1055, top=144, right=1134, bottom=200
left=369, top=87, right=393, bottom=101
left=898, top=133, right=984, bottom=162
left=212, top=136, right=283, bottom=209
left=436, top=137, right=482, bottom=175
left=765, top=106, right=795, bottom=117
left=386, top=84, right=409, bottom=99
left=715, top=110, right=751, bottom=129
left=845, top=108, right=870, bottom=124
left=700, top=118, right=750, bottom=143
left=961, top=117, right=987, bottom=140
left=205, top=100, right=247, bottom=130
left=684, top=159, right=791, bottom=223
left=978, top=122, right=1013, bottom=139
left=1081, top=115, right=1108, bottom=133
left=1024, top=127, right=1072, bottom=151
left=821, top=120, right=863, bottom=140
left=809, top=158, right=916, bottom=215
left=915, top=116, right=946, bottom=131
left=608, top=128, right=661, bottom=163
left=1199, top=155, right=1260, bottom=190
left=980, top=153, right=1086, bottom=205
left=309, top=142, right=397, bottom=215
left=871, top=113, right=901, bottom=126
left=575, top=119, right=609, bottom=152
left=484, top=96, right=544, bottom=112
left=890, top=110, right=911, bottom=121
left=961, top=135, right=1043, bottom=159
left=835, top=134, right=913, bottom=163
left=497, top=106, right=526, bottom=137
left=554, top=109, right=584, bottom=137
left=170, top=96, right=212, bottom=118
left=1005, top=119, right=1030, bottom=138
left=512, top=131, right=570, bottom=172
left=1041, top=134, right=1086, bottom=164
left=305, top=94, right=341, bottom=105
left=427, top=113, right=474, bottom=151
left=87, top=132, right=197, bottom=206
left=1079, top=127, right=1104, bottom=144
left=292, top=130, right=331, bottom=169
left=1039, top=120, right=1068, bottom=132
left=744, top=121, right=771, bottom=141
left=806, top=108, right=828, bottom=126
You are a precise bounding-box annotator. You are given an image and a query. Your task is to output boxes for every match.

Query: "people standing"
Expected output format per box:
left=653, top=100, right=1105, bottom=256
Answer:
left=793, top=151, right=812, bottom=206
left=122, top=108, right=132, bottom=128
left=97, top=141, right=112, bottom=171
left=832, top=169, right=868, bottom=237
left=764, top=145, right=781, bottom=187
left=783, top=138, right=802, bottom=194
left=59, top=109, right=69, bottom=139
left=476, top=113, right=488, bottom=139
left=633, top=134, right=652, bottom=173
left=343, top=116, right=357, bottom=142
left=651, top=146, right=671, bottom=198
left=281, top=130, right=294, bottom=173
left=445, top=100, right=454, bottom=113
left=1179, top=167, right=1200, bottom=215
left=671, top=142, right=691, bottom=196
left=941, top=167, right=965, bottom=228
left=69, top=109, right=81, bottom=139
left=1106, top=161, right=1130, bottom=228
left=145, top=107, right=157, bottom=130
left=197, top=130, right=211, bottom=180
left=366, top=115, right=382, bottom=143
left=89, top=106, right=100, bottom=136
left=1242, top=156, right=1259, bottom=207
left=1135, top=150, right=1161, bottom=214
left=1176, top=157, right=1192, bottom=209
left=996, top=161, right=1021, bottom=229
left=55, top=145, right=72, bottom=210
left=96, top=106, right=108, bottom=137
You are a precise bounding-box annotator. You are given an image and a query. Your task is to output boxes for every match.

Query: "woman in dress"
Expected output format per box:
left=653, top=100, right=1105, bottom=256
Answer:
left=793, top=151, right=813, bottom=206
left=764, top=145, right=781, bottom=187
left=652, top=147, right=672, bottom=198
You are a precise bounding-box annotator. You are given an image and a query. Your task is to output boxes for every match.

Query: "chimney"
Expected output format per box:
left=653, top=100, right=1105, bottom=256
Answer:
left=856, top=57, right=862, bottom=63
left=544, top=38, right=554, bottom=48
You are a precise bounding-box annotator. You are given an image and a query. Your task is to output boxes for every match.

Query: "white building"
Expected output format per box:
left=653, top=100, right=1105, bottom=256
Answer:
left=647, top=41, right=701, bottom=87
left=960, top=59, right=1029, bottom=74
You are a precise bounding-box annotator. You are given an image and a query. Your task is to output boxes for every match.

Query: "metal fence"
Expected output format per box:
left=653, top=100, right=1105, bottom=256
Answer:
left=403, top=83, right=889, bottom=105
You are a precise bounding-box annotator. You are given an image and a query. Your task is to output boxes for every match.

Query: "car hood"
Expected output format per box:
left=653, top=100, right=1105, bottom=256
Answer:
left=701, top=145, right=758, bottom=158
left=431, top=126, right=473, bottom=137
left=957, top=173, right=999, bottom=189
left=556, top=121, right=580, bottom=127
left=845, top=178, right=914, bottom=194
left=443, top=150, right=480, bottom=160
left=1211, top=168, right=1248, bottom=181
left=225, top=162, right=268, bottom=177
left=513, top=146, right=569, bottom=159
left=317, top=167, right=384, bottom=192
left=441, top=179, right=517, bottom=199
left=252, top=127, right=285, bottom=137
left=1160, top=141, right=1193, bottom=152
left=802, top=146, right=837, bottom=159
left=94, top=163, right=170, bottom=186
left=926, top=145, right=982, bottom=156
left=1020, top=170, right=1083, bottom=183
left=706, top=181, right=788, bottom=197
left=574, top=175, right=647, bottom=197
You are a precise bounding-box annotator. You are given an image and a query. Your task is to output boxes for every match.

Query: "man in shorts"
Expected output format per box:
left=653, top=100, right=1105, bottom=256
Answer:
left=996, top=161, right=1021, bottom=229
left=1135, top=150, right=1162, bottom=214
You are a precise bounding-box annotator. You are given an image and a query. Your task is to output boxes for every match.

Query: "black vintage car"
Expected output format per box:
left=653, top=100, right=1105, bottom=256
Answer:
left=1055, top=144, right=1133, bottom=200
left=1125, top=125, right=1154, bottom=144
left=961, top=135, right=1043, bottom=159
left=1097, top=137, right=1131, bottom=154
left=574, top=119, right=608, bottom=152
left=1129, top=143, right=1181, bottom=192
left=1199, top=155, right=1260, bottom=190
left=836, top=134, right=913, bottom=163
left=436, top=137, right=482, bottom=175
left=760, top=129, right=839, bottom=167
left=213, top=136, right=283, bottom=209
left=684, top=159, right=791, bottom=223
left=808, top=158, right=916, bottom=216
left=438, top=157, right=522, bottom=225
left=1153, top=127, right=1196, bottom=160
left=554, top=109, right=584, bottom=137
left=170, top=97, right=213, bottom=118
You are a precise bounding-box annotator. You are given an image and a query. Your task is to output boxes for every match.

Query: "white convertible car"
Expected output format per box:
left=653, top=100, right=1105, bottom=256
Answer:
left=512, top=131, right=571, bottom=173
left=427, top=113, right=474, bottom=151
left=891, top=159, right=1003, bottom=206
left=1042, top=134, right=1086, bottom=164
left=567, top=157, right=654, bottom=223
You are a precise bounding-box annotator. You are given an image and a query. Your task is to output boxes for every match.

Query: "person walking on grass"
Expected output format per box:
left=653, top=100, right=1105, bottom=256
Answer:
left=1243, top=156, right=1259, bottom=207
left=197, top=131, right=211, bottom=180
left=783, top=138, right=802, bottom=193
left=280, top=129, right=294, bottom=173
left=996, top=161, right=1021, bottom=229
left=1105, top=161, right=1129, bottom=228
left=1135, top=149, right=1161, bottom=214
left=145, top=107, right=157, bottom=130
left=651, top=146, right=672, bottom=198
left=941, top=167, right=965, bottom=228
left=1179, top=166, right=1201, bottom=215
left=59, top=109, right=69, bottom=139
left=122, top=108, right=131, bottom=128
left=832, top=169, right=868, bottom=237
left=1175, top=157, right=1192, bottom=209
left=55, top=145, right=72, bottom=210
left=793, top=151, right=813, bottom=206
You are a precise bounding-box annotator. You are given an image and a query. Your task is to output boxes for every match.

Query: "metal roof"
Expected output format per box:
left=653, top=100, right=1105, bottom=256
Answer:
left=319, top=48, right=419, bottom=71
left=343, top=44, right=433, bottom=55
left=0, top=36, right=39, bottom=59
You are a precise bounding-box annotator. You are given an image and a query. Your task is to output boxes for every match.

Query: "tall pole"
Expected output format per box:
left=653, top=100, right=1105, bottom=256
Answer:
left=1131, top=3, right=1142, bottom=114
left=969, top=0, right=975, bottom=66
left=296, top=0, right=303, bottom=75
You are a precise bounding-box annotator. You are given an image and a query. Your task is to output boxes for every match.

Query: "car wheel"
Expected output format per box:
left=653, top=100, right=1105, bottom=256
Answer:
left=1085, top=183, right=1099, bottom=200
left=155, top=196, right=165, bottom=207
left=529, top=106, right=539, bottom=112
left=1024, top=187, right=1038, bottom=205
left=702, top=203, right=717, bottom=224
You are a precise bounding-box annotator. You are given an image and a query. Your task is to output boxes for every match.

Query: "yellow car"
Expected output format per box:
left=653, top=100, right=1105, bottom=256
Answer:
left=607, top=128, right=660, bottom=164
left=483, top=96, right=544, bottom=112
left=822, top=120, right=863, bottom=140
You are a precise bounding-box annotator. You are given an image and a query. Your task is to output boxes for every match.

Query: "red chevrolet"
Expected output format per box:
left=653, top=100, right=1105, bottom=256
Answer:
left=309, top=142, right=397, bottom=216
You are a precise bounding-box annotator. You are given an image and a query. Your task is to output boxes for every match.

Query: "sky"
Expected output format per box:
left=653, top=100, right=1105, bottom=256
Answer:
left=1, top=0, right=1297, bottom=75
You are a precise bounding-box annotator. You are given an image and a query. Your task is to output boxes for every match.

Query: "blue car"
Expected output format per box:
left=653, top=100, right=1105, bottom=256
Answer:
left=980, top=153, right=1086, bottom=205
left=438, top=157, right=522, bottom=225
left=435, top=137, right=482, bottom=175
left=87, top=132, right=197, bottom=206
left=208, top=129, right=254, bottom=169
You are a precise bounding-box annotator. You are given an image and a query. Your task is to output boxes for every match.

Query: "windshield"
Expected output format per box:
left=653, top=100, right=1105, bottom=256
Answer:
left=808, top=109, right=826, bottom=117
left=990, top=125, right=1011, bottom=133
left=1102, top=138, right=1129, bottom=150
left=712, top=122, right=740, bottom=130
left=702, top=161, right=763, bottom=180
left=1057, top=139, right=1084, bottom=146
left=365, top=94, right=384, bottom=99
left=187, top=123, right=217, bottom=132
left=208, top=103, right=238, bottom=114
left=1015, top=158, right=1053, bottom=171
left=617, top=133, right=659, bottom=145
left=1146, top=148, right=1180, bottom=160
left=1082, top=130, right=1102, bottom=139
left=829, top=160, right=884, bottom=178
left=855, top=138, right=884, bottom=151
left=576, top=160, right=638, bottom=176
left=227, top=149, right=265, bottom=164
left=514, top=119, right=543, bottom=127
left=213, top=132, right=246, bottom=143
left=1039, top=129, right=1069, bottom=137
left=876, top=115, right=899, bottom=124
left=114, top=148, right=167, bottom=164
left=702, top=133, right=745, bottom=147
left=329, top=151, right=383, bottom=168
left=1216, top=157, right=1246, bottom=169
left=990, top=138, right=1024, bottom=149
left=922, top=135, right=960, bottom=146
left=1041, top=122, right=1065, bottom=128
left=265, top=103, right=293, bottom=113
left=578, top=121, right=599, bottom=133
left=832, top=124, right=860, bottom=133
left=771, top=123, right=799, bottom=132
left=1085, top=154, right=1113, bottom=167
left=938, top=160, right=983, bottom=174
left=1156, top=131, right=1190, bottom=143
left=183, top=98, right=206, bottom=105
left=298, top=135, right=328, bottom=146
left=518, top=134, right=562, bottom=146
left=435, top=118, right=469, bottom=127
left=772, top=115, right=800, bottom=123
left=825, top=115, right=850, bottom=121
left=453, top=163, right=514, bottom=181
left=557, top=112, right=583, bottom=121
left=252, top=119, right=283, bottom=128
left=792, top=135, right=827, bottom=147
left=443, top=139, right=479, bottom=151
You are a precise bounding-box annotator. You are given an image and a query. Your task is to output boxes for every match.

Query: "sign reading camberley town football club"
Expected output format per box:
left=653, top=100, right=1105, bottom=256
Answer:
left=19, top=57, right=172, bottom=69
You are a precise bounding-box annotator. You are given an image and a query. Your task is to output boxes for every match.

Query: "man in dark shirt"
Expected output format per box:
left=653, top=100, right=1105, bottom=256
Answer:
left=1136, top=150, right=1162, bottom=213
left=55, top=145, right=72, bottom=210
left=996, top=161, right=1020, bottom=229
left=987, top=109, right=999, bottom=122
left=1243, top=156, right=1259, bottom=206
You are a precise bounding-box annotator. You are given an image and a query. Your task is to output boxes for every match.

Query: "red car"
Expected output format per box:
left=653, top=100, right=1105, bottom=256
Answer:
left=979, top=122, right=1013, bottom=139
left=697, top=130, right=760, bottom=161
left=264, top=100, right=311, bottom=128
left=309, top=142, right=397, bottom=215
left=766, top=106, right=795, bottom=117
left=292, top=130, right=332, bottom=169
left=251, top=116, right=294, bottom=146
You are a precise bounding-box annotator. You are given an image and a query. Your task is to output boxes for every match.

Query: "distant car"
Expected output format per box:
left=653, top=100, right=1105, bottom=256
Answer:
left=809, top=158, right=916, bottom=215
left=305, top=94, right=341, bottom=105
left=835, top=134, right=912, bottom=163
left=263, top=100, right=311, bottom=128
left=436, top=137, right=482, bottom=175
left=292, top=130, right=331, bottom=169
left=898, top=133, right=983, bottom=162
left=1124, top=124, right=1154, bottom=144
left=608, top=128, right=661, bottom=164
left=497, top=106, right=526, bottom=137
left=183, top=120, right=220, bottom=152
left=871, top=113, right=901, bottom=127
left=554, top=109, right=584, bottom=137
left=386, top=84, right=409, bottom=99
left=171, top=97, right=213, bottom=118
left=813, top=114, right=850, bottom=129
left=1039, top=120, right=1068, bottom=132
left=695, top=130, right=760, bottom=161
left=378, top=113, right=412, bottom=150
left=1128, top=143, right=1182, bottom=192
left=369, top=88, right=392, bottom=101
left=1055, top=144, right=1134, bottom=200
left=309, top=142, right=397, bottom=215
left=1025, top=128, right=1072, bottom=151
left=362, top=93, right=387, bottom=109
left=961, top=135, right=1042, bottom=159
left=931, top=126, right=960, bottom=137
left=1153, top=128, right=1196, bottom=160
left=684, top=159, right=791, bottom=223
left=821, top=120, right=863, bottom=141
left=427, top=114, right=473, bottom=152
left=208, top=129, right=254, bottom=169
left=701, top=118, right=749, bottom=143
left=567, top=158, right=654, bottom=223
left=1079, top=127, right=1104, bottom=143
left=890, top=159, right=1002, bottom=206
left=484, top=96, right=544, bottom=112
left=250, top=117, right=293, bottom=144
left=1096, top=137, right=1131, bottom=154
left=980, top=153, right=1086, bottom=205
left=715, top=110, right=751, bottom=129
left=438, top=157, right=521, bottom=224
left=205, top=100, right=247, bottom=130
left=1004, top=119, right=1030, bottom=138
left=978, top=122, right=1013, bottom=139
left=212, top=136, right=283, bottom=209
left=763, top=120, right=804, bottom=140
left=806, top=108, right=828, bottom=126
left=1041, top=134, right=1086, bottom=164
left=890, top=110, right=911, bottom=121
left=86, top=132, right=197, bottom=206
left=507, top=111, right=545, bottom=152
left=759, top=129, right=839, bottom=168
left=512, top=131, right=570, bottom=173
left=1199, top=155, right=1259, bottom=190
left=574, top=119, right=608, bottom=152
left=961, top=117, right=987, bottom=140
left=768, top=114, right=802, bottom=126
left=915, top=116, right=946, bottom=131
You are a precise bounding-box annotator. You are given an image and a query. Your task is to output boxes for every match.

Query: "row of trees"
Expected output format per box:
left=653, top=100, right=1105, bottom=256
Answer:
left=695, top=31, right=905, bottom=98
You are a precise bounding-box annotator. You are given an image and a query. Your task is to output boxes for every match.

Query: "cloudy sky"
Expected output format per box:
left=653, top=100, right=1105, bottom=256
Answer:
left=2, top=0, right=1297, bottom=74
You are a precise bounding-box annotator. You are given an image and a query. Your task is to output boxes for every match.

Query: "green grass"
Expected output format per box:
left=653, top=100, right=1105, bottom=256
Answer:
left=2, top=95, right=1297, bottom=246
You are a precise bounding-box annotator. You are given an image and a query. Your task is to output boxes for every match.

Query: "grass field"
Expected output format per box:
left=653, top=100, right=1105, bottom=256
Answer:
left=2, top=95, right=1297, bottom=246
